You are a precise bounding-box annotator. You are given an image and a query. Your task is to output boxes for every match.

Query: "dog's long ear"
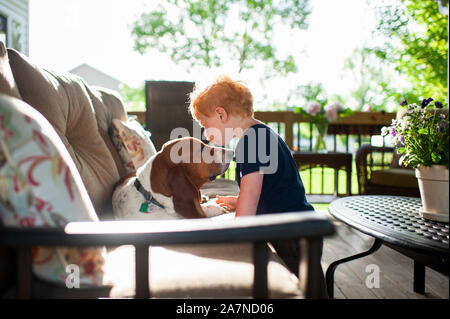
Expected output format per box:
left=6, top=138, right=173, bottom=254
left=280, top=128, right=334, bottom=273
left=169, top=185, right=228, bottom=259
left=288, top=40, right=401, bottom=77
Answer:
left=168, top=166, right=206, bottom=218
left=150, top=153, right=171, bottom=196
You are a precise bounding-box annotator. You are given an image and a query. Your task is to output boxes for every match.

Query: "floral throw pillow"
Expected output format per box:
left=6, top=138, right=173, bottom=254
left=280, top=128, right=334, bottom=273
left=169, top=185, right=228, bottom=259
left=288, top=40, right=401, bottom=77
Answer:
left=0, top=95, right=106, bottom=287
left=110, top=117, right=157, bottom=173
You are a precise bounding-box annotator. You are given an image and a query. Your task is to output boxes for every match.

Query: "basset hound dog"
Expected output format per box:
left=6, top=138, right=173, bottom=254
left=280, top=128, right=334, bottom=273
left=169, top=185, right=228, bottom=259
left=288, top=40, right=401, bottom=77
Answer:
left=112, top=137, right=234, bottom=220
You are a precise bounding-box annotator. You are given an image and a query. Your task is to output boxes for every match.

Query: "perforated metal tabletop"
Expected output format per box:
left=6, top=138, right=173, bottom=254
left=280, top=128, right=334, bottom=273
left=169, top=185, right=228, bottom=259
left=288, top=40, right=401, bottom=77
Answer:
left=329, top=195, right=449, bottom=254
left=326, top=195, right=449, bottom=298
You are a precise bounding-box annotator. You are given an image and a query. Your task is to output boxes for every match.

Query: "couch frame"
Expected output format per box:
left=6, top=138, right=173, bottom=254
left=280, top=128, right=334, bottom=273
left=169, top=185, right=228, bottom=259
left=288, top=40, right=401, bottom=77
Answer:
left=0, top=211, right=334, bottom=299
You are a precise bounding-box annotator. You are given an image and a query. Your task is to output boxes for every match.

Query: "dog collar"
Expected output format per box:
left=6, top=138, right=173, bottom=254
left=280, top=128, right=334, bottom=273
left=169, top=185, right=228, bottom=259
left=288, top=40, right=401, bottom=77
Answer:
left=134, top=178, right=164, bottom=212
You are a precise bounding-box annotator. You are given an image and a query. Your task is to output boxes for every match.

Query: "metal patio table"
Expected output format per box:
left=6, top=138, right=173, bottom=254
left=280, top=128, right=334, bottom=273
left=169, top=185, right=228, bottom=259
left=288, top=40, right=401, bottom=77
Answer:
left=326, top=195, right=449, bottom=298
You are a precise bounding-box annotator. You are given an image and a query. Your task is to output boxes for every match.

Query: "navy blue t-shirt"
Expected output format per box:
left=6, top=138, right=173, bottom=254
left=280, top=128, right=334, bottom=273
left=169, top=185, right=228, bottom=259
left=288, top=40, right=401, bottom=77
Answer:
left=235, top=123, right=314, bottom=215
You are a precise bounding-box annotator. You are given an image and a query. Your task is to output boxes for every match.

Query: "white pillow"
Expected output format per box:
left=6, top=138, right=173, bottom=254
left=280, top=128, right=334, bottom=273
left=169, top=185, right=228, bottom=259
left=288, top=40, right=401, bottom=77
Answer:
left=110, top=117, right=157, bottom=173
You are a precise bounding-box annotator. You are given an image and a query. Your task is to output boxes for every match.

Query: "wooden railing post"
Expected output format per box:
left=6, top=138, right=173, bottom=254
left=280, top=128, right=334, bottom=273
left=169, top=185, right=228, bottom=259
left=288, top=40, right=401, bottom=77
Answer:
left=284, top=113, right=294, bottom=150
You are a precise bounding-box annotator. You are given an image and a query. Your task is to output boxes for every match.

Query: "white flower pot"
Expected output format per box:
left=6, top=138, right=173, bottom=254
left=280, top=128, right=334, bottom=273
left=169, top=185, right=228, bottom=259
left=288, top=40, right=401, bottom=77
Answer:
left=415, top=165, right=449, bottom=222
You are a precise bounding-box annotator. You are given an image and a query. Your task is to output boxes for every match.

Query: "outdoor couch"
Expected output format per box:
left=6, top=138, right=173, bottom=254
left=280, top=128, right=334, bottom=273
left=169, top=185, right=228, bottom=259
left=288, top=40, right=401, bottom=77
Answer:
left=0, top=42, right=334, bottom=299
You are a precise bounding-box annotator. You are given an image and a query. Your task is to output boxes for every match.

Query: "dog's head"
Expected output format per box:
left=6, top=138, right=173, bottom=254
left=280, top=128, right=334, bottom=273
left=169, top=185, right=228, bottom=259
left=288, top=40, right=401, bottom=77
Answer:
left=144, top=137, right=233, bottom=218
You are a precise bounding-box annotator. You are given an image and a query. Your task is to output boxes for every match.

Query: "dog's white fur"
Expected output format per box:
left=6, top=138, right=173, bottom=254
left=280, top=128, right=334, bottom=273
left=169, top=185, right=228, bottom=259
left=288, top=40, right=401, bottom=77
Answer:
left=112, top=156, right=227, bottom=221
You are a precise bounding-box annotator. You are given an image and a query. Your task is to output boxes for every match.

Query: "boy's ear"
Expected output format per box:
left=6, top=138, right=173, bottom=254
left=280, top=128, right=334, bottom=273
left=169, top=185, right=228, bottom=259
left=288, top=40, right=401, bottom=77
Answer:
left=215, top=106, right=228, bottom=122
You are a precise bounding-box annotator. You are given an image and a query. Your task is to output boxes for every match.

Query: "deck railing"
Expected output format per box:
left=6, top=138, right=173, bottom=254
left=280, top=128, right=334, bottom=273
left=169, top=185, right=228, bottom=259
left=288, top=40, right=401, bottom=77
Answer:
left=252, top=111, right=395, bottom=151
left=129, top=110, right=396, bottom=199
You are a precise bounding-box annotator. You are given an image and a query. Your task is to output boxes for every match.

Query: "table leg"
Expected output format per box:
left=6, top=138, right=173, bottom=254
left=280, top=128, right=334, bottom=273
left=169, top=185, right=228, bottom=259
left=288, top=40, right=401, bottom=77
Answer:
left=325, top=238, right=382, bottom=298
left=413, top=261, right=425, bottom=294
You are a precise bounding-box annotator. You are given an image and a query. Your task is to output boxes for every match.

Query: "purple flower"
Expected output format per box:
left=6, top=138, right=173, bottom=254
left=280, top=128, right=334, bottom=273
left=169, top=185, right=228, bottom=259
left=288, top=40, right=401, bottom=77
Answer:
left=389, top=127, right=396, bottom=137
left=435, top=101, right=443, bottom=108
left=421, top=98, right=433, bottom=108
left=438, top=121, right=446, bottom=133
left=399, top=135, right=405, bottom=145
left=400, top=99, right=408, bottom=106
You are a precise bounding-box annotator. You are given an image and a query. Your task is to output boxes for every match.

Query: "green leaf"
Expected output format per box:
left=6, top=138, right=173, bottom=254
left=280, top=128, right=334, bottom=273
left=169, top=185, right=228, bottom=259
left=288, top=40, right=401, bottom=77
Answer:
left=339, top=109, right=354, bottom=117
left=432, top=153, right=442, bottom=164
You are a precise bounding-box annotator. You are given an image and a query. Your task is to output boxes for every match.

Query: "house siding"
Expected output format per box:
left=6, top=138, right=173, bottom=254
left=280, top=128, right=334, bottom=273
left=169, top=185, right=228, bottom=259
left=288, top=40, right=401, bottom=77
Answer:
left=69, top=64, right=122, bottom=93
left=0, top=0, right=29, bottom=55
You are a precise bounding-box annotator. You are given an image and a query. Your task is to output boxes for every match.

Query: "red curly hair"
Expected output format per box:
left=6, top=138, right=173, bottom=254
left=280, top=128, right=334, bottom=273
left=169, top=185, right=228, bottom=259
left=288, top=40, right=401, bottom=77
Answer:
left=189, top=75, right=253, bottom=120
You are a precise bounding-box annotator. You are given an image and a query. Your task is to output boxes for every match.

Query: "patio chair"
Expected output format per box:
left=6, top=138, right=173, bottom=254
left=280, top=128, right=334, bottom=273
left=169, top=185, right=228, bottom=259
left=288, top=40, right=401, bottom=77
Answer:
left=145, top=80, right=203, bottom=151
left=355, top=144, right=420, bottom=197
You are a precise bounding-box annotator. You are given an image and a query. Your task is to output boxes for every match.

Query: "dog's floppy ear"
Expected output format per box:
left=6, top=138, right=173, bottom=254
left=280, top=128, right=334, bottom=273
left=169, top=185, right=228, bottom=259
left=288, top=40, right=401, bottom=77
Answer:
left=168, top=166, right=206, bottom=218
left=150, top=152, right=171, bottom=196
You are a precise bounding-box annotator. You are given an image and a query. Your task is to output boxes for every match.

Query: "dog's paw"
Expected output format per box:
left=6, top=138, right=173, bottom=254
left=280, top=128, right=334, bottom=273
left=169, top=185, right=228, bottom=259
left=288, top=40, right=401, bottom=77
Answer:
left=201, top=195, right=209, bottom=204
left=202, top=199, right=229, bottom=217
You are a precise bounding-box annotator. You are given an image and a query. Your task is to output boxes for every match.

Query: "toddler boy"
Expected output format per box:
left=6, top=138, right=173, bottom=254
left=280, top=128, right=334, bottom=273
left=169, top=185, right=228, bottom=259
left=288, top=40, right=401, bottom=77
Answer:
left=189, top=75, right=326, bottom=294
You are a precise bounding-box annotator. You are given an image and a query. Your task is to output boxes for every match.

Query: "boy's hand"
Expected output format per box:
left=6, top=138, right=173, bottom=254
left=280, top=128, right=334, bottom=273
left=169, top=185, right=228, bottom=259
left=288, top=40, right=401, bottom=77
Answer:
left=215, top=196, right=238, bottom=211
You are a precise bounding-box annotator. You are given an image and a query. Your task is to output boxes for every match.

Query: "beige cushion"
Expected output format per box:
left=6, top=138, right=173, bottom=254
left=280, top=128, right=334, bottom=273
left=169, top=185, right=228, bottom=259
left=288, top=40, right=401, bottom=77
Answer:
left=200, top=179, right=240, bottom=198
left=105, top=244, right=302, bottom=298
left=370, top=168, right=418, bottom=189
left=0, top=94, right=106, bottom=287
left=28, top=242, right=303, bottom=298
left=85, top=85, right=128, bottom=178
left=87, top=86, right=128, bottom=134
left=0, top=42, right=21, bottom=99
left=7, top=48, right=126, bottom=216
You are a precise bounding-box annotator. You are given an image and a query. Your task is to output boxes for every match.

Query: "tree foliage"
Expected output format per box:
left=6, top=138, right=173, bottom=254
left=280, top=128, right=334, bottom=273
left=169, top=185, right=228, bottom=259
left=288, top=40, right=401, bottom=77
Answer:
left=296, top=82, right=328, bottom=106
left=120, top=83, right=146, bottom=111
left=369, top=0, right=448, bottom=101
left=344, top=48, right=386, bottom=111
left=131, top=0, right=311, bottom=74
left=342, top=47, right=411, bottom=111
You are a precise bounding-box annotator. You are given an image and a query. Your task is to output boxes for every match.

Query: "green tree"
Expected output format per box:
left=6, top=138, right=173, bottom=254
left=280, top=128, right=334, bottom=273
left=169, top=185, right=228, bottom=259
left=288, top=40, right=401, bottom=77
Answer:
left=120, top=83, right=146, bottom=112
left=342, top=47, right=408, bottom=111
left=296, top=82, right=328, bottom=106
left=131, top=0, right=311, bottom=75
left=369, top=0, right=448, bottom=101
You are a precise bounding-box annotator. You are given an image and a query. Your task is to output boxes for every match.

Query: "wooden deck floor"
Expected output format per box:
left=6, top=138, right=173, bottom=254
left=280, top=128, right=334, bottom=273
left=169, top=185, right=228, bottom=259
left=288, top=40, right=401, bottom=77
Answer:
left=318, top=210, right=449, bottom=299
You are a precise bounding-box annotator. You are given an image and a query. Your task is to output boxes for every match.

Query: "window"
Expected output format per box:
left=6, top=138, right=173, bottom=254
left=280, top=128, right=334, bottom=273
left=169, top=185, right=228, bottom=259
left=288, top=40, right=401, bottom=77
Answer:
left=11, top=19, right=21, bottom=51
left=0, top=14, right=7, bottom=45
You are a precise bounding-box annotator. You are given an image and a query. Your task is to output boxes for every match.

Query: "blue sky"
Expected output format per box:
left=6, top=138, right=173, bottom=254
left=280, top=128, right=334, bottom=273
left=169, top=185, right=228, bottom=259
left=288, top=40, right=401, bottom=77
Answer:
left=29, top=0, right=378, bottom=109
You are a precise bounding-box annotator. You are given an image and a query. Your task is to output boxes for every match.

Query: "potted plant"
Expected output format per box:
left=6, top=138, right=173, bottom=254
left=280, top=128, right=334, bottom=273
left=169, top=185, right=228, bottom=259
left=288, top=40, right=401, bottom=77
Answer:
left=382, top=98, right=449, bottom=222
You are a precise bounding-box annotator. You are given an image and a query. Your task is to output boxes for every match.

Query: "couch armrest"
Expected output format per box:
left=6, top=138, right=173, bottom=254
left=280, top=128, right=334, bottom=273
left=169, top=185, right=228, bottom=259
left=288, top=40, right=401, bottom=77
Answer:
left=0, top=211, right=334, bottom=299
left=355, top=144, right=394, bottom=194
left=0, top=211, right=333, bottom=246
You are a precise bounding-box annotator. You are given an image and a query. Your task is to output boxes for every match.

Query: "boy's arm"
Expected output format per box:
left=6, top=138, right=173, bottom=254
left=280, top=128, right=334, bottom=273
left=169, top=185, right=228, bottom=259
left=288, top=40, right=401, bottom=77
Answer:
left=235, top=172, right=263, bottom=217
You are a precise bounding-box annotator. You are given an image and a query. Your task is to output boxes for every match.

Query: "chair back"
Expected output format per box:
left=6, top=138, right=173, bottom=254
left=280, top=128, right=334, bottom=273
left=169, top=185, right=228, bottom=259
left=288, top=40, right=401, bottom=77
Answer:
left=145, top=81, right=203, bottom=151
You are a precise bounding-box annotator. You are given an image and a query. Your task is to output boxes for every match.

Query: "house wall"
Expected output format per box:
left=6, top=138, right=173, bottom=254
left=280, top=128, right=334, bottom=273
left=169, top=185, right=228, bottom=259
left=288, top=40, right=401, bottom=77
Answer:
left=0, top=0, right=29, bottom=55
left=69, top=64, right=122, bottom=93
